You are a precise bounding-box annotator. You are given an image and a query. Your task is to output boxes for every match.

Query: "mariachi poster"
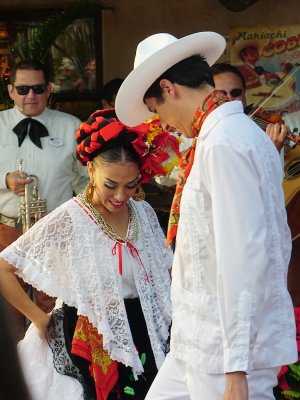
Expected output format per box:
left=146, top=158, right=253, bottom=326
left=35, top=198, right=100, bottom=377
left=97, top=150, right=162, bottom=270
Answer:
left=230, top=25, right=300, bottom=116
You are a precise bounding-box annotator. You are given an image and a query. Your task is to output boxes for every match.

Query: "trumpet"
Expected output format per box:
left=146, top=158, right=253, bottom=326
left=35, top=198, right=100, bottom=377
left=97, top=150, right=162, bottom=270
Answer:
left=17, top=159, right=47, bottom=233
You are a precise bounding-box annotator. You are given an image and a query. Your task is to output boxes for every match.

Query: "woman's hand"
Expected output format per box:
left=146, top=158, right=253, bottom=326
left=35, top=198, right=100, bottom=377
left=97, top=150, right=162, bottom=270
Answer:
left=34, top=312, right=52, bottom=340
left=0, top=259, right=52, bottom=340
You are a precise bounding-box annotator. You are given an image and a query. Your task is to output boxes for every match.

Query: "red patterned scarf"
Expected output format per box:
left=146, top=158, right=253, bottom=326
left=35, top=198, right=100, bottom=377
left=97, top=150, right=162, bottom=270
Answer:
left=166, top=90, right=228, bottom=247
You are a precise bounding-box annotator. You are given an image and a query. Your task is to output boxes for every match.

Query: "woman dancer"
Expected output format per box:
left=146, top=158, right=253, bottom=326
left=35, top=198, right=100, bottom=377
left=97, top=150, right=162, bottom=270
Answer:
left=0, top=110, right=179, bottom=400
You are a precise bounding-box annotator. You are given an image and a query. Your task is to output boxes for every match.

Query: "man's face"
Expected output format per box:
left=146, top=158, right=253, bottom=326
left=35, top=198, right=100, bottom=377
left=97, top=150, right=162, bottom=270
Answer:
left=145, top=95, right=193, bottom=138
left=213, top=71, right=246, bottom=108
left=85, top=59, right=96, bottom=77
left=8, top=69, right=51, bottom=117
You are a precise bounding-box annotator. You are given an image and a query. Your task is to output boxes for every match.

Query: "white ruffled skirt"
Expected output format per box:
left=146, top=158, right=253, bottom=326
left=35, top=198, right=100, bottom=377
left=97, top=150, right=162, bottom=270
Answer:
left=18, top=322, right=84, bottom=400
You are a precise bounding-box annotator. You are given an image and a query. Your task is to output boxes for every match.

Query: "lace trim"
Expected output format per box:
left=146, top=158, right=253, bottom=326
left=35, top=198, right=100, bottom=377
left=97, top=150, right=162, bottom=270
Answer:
left=46, top=308, right=85, bottom=384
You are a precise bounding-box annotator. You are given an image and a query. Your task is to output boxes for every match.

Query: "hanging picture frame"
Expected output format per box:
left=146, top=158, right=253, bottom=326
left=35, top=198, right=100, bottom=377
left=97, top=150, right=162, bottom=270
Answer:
left=1, top=5, right=104, bottom=102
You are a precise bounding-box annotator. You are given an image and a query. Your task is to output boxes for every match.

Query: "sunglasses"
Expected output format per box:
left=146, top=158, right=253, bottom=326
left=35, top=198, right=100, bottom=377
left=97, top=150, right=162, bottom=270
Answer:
left=14, top=84, right=47, bottom=95
left=221, top=88, right=244, bottom=98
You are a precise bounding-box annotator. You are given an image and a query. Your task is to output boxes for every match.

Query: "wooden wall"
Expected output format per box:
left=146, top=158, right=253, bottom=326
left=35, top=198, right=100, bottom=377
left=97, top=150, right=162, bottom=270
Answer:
left=101, top=0, right=299, bottom=82
left=0, top=0, right=299, bottom=83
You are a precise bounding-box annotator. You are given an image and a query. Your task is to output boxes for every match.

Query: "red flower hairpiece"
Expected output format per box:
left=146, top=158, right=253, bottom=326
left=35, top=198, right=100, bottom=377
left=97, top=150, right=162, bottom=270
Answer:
left=132, top=117, right=181, bottom=182
left=76, top=112, right=181, bottom=182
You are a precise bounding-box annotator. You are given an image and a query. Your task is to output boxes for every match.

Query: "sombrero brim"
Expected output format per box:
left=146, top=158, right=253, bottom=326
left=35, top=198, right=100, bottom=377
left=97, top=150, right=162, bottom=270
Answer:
left=115, top=32, right=226, bottom=126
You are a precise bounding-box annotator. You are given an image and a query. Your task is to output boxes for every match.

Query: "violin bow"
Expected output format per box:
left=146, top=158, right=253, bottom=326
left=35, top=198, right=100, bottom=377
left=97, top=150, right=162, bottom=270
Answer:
left=249, top=63, right=300, bottom=118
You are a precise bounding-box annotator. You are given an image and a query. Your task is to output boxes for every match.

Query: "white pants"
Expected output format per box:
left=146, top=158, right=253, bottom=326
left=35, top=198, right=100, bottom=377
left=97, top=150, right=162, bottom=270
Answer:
left=146, top=354, right=280, bottom=400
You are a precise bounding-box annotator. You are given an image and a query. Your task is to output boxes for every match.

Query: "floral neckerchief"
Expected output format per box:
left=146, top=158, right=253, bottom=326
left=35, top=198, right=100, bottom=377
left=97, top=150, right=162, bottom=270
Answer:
left=166, top=90, right=228, bottom=247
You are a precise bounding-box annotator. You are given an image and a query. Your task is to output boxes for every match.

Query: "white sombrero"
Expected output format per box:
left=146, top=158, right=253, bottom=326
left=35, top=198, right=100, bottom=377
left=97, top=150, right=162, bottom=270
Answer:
left=115, top=32, right=226, bottom=127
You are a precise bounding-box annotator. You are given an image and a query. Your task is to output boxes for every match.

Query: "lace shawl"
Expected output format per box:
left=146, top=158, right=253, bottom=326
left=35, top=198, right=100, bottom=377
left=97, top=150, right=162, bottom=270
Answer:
left=1, top=198, right=172, bottom=377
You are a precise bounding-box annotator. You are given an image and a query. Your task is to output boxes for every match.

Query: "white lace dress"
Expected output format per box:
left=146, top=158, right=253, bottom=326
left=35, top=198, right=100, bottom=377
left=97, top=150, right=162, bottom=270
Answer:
left=1, top=196, right=172, bottom=400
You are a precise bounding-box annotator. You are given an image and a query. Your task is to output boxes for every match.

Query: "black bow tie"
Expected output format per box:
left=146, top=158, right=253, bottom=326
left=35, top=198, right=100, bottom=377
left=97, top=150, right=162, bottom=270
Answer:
left=13, top=118, right=49, bottom=149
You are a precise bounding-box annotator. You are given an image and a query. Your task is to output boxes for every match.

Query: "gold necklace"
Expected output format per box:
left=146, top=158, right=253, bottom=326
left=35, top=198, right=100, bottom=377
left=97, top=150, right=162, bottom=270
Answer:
left=77, top=191, right=139, bottom=243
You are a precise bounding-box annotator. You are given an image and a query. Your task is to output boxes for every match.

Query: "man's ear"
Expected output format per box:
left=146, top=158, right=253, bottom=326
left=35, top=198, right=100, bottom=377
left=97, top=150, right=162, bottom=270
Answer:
left=7, top=84, right=14, bottom=100
left=160, top=79, right=175, bottom=97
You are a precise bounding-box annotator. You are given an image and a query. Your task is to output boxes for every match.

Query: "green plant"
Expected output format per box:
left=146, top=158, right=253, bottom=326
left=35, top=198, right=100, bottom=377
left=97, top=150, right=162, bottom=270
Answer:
left=274, top=310, right=300, bottom=400
left=274, top=363, right=300, bottom=399
left=0, top=0, right=113, bottom=111
left=11, top=0, right=113, bottom=62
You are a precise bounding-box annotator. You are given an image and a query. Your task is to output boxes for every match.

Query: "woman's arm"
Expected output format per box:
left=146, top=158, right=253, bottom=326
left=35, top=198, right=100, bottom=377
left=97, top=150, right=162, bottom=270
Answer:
left=0, top=258, right=50, bottom=338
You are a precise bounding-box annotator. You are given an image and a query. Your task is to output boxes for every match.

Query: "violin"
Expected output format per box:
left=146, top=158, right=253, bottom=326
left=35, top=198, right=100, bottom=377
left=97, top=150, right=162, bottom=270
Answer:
left=245, top=63, right=300, bottom=147
left=249, top=108, right=300, bottom=147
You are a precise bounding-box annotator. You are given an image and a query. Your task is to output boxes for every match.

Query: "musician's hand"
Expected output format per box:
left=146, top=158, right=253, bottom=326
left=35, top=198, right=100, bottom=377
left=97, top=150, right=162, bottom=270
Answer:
left=5, top=170, right=33, bottom=196
left=224, top=372, right=248, bottom=400
left=265, top=122, right=288, bottom=152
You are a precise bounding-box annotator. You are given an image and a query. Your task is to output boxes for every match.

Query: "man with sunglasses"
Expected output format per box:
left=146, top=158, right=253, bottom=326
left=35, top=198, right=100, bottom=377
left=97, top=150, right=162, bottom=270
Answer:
left=0, top=60, right=88, bottom=340
left=212, top=62, right=288, bottom=152
left=212, top=62, right=247, bottom=108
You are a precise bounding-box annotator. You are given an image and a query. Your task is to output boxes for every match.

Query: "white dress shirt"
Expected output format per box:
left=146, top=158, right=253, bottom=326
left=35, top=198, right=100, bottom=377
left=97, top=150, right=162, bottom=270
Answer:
left=170, top=101, right=297, bottom=374
left=0, top=106, right=88, bottom=217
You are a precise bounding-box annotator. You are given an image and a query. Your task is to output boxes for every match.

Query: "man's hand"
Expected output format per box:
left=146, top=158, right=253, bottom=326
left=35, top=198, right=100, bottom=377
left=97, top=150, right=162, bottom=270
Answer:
left=266, top=122, right=288, bottom=152
left=5, top=170, right=33, bottom=196
left=224, top=371, right=248, bottom=400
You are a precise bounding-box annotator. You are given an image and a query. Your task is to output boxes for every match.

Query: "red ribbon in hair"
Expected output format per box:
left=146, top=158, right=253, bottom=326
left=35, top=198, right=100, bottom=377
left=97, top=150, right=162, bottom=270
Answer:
left=76, top=112, right=181, bottom=183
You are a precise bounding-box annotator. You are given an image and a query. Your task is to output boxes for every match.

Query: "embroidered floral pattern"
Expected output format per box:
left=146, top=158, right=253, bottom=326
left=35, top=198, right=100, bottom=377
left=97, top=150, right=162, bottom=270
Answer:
left=72, top=315, right=116, bottom=378
left=275, top=307, right=300, bottom=399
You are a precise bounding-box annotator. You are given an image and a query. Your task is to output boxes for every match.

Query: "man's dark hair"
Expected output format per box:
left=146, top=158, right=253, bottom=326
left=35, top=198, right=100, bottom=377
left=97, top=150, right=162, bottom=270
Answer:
left=10, top=60, right=50, bottom=84
left=211, top=62, right=246, bottom=89
left=144, top=55, right=215, bottom=103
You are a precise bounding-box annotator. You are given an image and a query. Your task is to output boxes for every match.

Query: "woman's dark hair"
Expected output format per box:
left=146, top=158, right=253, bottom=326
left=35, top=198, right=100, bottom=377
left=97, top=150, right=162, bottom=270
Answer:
left=95, top=137, right=141, bottom=166
left=211, top=62, right=246, bottom=89
left=11, top=60, right=50, bottom=84
left=144, top=55, right=214, bottom=103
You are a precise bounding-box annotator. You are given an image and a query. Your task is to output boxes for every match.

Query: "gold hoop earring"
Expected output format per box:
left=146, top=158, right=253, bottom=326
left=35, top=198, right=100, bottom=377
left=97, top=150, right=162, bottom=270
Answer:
left=133, top=185, right=145, bottom=201
left=86, top=179, right=95, bottom=204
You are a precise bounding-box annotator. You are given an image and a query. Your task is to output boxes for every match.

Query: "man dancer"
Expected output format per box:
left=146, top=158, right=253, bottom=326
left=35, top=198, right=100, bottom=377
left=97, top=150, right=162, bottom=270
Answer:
left=115, top=32, right=297, bottom=400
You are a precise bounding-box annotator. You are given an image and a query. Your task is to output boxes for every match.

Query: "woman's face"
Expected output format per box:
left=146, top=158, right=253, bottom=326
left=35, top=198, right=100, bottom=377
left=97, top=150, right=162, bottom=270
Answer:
left=87, top=159, right=140, bottom=214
